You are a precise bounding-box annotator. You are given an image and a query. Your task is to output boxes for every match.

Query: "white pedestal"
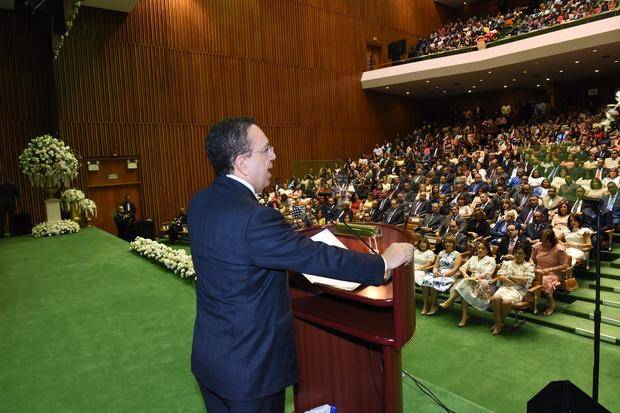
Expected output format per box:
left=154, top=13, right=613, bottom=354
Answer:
left=45, top=198, right=62, bottom=222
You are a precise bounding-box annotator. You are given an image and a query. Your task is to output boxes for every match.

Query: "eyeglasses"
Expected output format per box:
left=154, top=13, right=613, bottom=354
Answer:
left=247, top=145, right=274, bottom=156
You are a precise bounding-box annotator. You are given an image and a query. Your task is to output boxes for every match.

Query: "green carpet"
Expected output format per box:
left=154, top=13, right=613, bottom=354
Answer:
left=2, top=228, right=619, bottom=412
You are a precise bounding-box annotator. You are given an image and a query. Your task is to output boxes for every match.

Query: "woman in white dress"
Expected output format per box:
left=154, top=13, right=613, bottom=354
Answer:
left=490, top=246, right=535, bottom=335
left=440, top=240, right=496, bottom=327
left=428, top=236, right=462, bottom=315
left=563, top=214, right=592, bottom=267
left=413, top=237, right=437, bottom=315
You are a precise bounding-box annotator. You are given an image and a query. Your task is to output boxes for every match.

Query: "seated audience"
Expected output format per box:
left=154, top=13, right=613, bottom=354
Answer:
left=441, top=240, right=496, bottom=327
left=563, top=214, right=592, bottom=267
left=490, top=246, right=535, bottom=335
left=497, top=223, right=531, bottom=262
left=531, top=229, right=571, bottom=316
left=413, top=237, right=438, bottom=315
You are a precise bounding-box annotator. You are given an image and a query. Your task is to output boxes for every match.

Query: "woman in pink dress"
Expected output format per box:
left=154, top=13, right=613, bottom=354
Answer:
left=531, top=229, right=571, bottom=316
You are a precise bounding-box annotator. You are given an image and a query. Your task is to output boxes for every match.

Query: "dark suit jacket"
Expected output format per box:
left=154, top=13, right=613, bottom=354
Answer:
left=189, top=176, right=385, bottom=400
left=497, top=235, right=532, bottom=261
left=468, top=181, right=489, bottom=194
left=518, top=205, right=548, bottom=224
left=524, top=221, right=550, bottom=241
left=465, top=219, right=491, bottom=238
left=383, top=206, right=405, bottom=225
left=407, top=199, right=431, bottom=217
left=420, top=213, right=445, bottom=233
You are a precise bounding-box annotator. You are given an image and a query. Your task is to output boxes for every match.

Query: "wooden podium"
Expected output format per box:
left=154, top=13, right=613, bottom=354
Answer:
left=289, top=224, right=415, bottom=413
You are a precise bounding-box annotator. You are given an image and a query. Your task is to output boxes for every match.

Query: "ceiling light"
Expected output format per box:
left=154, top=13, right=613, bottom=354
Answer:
left=385, top=86, right=389, bottom=89
left=503, top=85, right=508, bottom=88
left=467, top=90, right=471, bottom=93
left=406, top=91, right=410, bottom=95
left=472, top=85, right=476, bottom=88
left=559, top=69, right=564, bottom=73
left=536, top=84, right=541, bottom=87
left=574, top=60, right=580, bottom=64
left=435, top=85, right=439, bottom=89
left=426, top=80, right=430, bottom=83
left=594, top=69, right=600, bottom=73
left=442, top=90, right=447, bottom=93
left=546, top=78, right=550, bottom=81
left=479, top=79, right=483, bottom=82
left=522, top=70, right=527, bottom=74
left=512, top=78, right=516, bottom=82
left=592, top=49, right=598, bottom=52
left=614, top=60, right=619, bottom=63
left=488, top=71, right=492, bottom=74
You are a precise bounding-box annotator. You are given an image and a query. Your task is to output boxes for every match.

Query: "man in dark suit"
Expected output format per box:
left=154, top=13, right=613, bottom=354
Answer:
left=518, top=196, right=547, bottom=225
left=383, top=199, right=404, bottom=225
left=468, top=174, right=489, bottom=196
left=497, top=223, right=531, bottom=262
left=407, top=191, right=431, bottom=217
left=602, top=182, right=620, bottom=229
left=188, top=118, right=413, bottom=412
left=324, top=197, right=339, bottom=223
left=440, top=220, right=469, bottom=253
left=418, top=203, right=445, bottom=237
left=336, top=200, right=354, bottom=223
left=524, top=211, right=550, bottom=242
left=122, top=194, right=137, bottom=221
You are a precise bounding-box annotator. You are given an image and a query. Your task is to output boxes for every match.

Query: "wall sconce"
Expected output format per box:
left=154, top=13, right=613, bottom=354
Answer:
left=127, top=159, right=138, bottom=170
left=87, top=160, right=100, bottom=171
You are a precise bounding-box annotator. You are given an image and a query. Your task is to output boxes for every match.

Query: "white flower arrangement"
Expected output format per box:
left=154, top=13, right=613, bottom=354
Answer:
left=600, top=90, right=620, bottom=131
left=61, top=188, right=85, bottom=203
left=80, top=198, right=97, bottom=217
left=32, top=220, right=80, bottom=237
left=129, top=237, right=196, bottom=280
left=19, top=134, right=79, bottom=188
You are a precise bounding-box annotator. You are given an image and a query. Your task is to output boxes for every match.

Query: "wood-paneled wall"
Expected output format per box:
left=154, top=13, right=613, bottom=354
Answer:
left=0, top=7, right=58, bottom=224
left=2, top=0, right=444, bottom=227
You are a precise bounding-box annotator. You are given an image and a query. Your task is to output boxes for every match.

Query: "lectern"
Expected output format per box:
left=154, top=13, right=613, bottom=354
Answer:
left=289, top=224, right=415, bottom=413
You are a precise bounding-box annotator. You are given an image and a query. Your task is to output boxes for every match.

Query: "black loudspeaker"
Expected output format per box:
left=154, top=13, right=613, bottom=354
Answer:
left=135, top=219, right=155, bottom=240
left=388, top=39, right=406, bottom=63
left=10, top=213, right=32, bottom=236
left=527, top=381, right=611, bottom=413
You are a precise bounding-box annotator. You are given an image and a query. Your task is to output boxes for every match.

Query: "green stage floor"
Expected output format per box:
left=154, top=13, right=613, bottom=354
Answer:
left=1, top=228, right=619, bottom=412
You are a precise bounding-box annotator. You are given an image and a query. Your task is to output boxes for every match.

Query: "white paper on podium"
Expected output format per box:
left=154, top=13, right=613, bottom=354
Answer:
left=302, top=229, right=361, bottom=291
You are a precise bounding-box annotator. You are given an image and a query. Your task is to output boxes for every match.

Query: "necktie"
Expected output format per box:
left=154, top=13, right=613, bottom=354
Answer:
left=596, top=169, right=602, bottom=180
left=608, top=194, right=616, bottom=211
left=388, top=209, right=395, bottom=223
left=525, top=208, right=535, bottom=225
left=413, top=202, right=421, bottom=215
left=572, top=200, right=581, bottom=213
left=508, top=238, right=516, bottom=255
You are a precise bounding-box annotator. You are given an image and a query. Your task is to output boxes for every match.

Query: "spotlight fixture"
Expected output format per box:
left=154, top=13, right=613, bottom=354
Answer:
left=472, top=85, right=476, bottom=88
left=592, top=49, right=598, bottom=52
left=479, top=79, right=483, bottom=82
left=522, top=70, right=527, bottom=74
left=426, top=80, right=430, bottom=83
left=559, top=69, right=564, bottom=73
left=574, top=60, right=580, bottom=64
left=385, top=86, right=389, bottom=89
left=594, top=69, right=600, bottom=73
left=467, top=90, right=472, bottom=93
left=503, top=85, right=508, bottom=88
left=435, top=85, right=439, bottom=89
left=488, top=71, right=492, bottom=74
left=406, top=91, right=410, bottom=95
left=512, top=78, right=516, bottom=82
left=442, top=90, right=447, bottom=93
left=545, top=78, right=550, bottom=81
left=614, top=60, right=619, bottom=63
left=536, top=84, right=541, bottom=87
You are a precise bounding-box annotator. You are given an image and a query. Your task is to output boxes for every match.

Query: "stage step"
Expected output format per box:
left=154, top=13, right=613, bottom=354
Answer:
left=557, top=288, right=620, bottom=308
left=516, top=311, right=620, bottom=345
left=585, top=278, right=620, bottom=293
left=555, top=301, right=620, bottom=327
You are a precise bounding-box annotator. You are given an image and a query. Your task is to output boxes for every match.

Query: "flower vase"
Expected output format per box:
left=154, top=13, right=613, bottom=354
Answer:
left=70, top=202, right=81, bottom=225
left=44, top=186, right=62, bottom=223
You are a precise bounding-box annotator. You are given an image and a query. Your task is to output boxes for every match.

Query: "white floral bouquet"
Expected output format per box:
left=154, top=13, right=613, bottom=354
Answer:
left=80, top=198, right=97, bottom=217
left=19, top=134, right=79, bottom=188
left=130, top=237, right=196, bottom=280
left=61, top=188, right=85, bottom=203
left=600, top=90, right=620, bottom=131
left=32, top=220, right=80, bottom=237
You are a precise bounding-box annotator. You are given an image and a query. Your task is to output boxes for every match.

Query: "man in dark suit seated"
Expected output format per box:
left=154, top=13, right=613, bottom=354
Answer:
left=418, top=203, right=445, bottom=237
left=439, top=220, right=469, bottom=253
left=524, top=211, right=550, bottom=243
left=407, top=191, right=431, bottom=217
left=437, top=204, right=466, bottom=237
left=602, top=182, right=620, bottom=229
left=336, top=200, right=354, bottom=223
left=383, top=199, right=404, bottom=225
left=189, top=118, right=414, bottom=412
left=167, top=207, right=188, bottom=244
left=324, top=197, right=339, bottom=223
left=518, top=196, right=547, bottom=225
left=490, top=209, right=517, bottom=243
left=369, top=199, right=383, bottom=223
left=497, top=223, right=532, bottom=262
left=468, top=174, right=489, bottom=197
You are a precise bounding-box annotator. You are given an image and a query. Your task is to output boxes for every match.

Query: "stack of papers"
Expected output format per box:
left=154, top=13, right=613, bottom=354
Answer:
left=302, top=229, right=361, bottom=291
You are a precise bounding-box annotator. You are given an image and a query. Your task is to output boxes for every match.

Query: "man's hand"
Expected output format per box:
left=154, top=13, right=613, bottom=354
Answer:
left=381, top=243, right=414, bottom=269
